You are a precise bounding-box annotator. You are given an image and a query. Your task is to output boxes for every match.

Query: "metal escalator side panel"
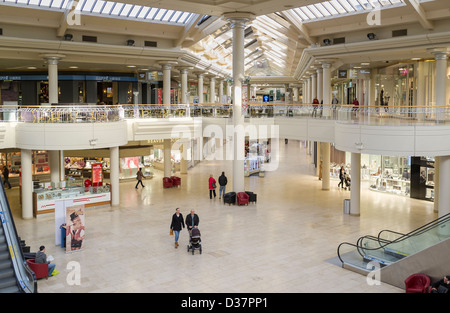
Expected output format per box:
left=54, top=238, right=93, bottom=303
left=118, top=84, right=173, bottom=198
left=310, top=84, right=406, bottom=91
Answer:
left=0, top=183, right=36, bottom=293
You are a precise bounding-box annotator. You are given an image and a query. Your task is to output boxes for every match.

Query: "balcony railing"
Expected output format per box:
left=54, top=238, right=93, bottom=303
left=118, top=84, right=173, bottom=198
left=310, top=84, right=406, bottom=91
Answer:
left=0, top=103, right=449, bottom=124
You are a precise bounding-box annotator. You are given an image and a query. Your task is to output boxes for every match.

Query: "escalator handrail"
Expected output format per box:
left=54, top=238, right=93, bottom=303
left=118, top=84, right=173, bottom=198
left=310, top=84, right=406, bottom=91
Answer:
left=339, top=213, right=450, bottom=267
left=0, top=183, right=37, bottom=293
left=376, top=213, right=450, bottom=246
left=357, top=234, right=393, bottom=250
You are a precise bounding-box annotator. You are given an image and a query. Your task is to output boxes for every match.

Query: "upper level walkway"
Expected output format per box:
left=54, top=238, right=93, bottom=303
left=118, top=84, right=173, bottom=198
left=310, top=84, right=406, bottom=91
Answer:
left=1, top=103, right=450, bottom=156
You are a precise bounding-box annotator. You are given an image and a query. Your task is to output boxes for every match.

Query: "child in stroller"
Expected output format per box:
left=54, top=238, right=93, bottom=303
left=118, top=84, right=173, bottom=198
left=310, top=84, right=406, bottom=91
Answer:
left=344, top=173, right=351, bottom=190
left=187, top=227, right=202, bottom=255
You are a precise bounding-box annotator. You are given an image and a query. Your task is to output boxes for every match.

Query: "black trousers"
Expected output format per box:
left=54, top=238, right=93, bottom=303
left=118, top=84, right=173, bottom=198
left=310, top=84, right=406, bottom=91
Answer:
left=135, top=180, right=144, bottom=188
left=3, top=178, right=10, bottom=189
left=209, top=189, right=216, bottom=199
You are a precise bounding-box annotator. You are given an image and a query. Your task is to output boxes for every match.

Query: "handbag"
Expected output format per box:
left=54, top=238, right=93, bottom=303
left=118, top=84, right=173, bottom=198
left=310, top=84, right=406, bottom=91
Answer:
left=212, top=182, right=216, bottom=189
left=170, top=229, right=173, bottom=236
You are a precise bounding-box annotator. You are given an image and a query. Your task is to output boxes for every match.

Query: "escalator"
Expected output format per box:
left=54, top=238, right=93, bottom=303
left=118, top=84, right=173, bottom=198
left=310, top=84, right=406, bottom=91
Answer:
left=337, top=213, right=450, bottom=275
left=0, top=182, right=37, bottom=293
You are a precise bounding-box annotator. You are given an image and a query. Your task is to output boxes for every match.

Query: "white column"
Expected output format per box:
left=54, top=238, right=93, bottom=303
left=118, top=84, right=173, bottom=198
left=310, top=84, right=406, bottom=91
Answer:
left=164, top=139, right=172, bottom=178
left=210, top=77, right=216, bottom=103
left=60, top=150, right=65, bottom=181
left=322, top=142, right=330, bottom=190
left=161, top=63, right=173, bottom=105
left=225, top=13, right=253, bottom=193
left=226, top=79, right=232, bottom=99
left=307, top=76, right=312, bottom=103
left=198, top=74, right=204, bottom=104
left=301, top=82, right=306, bottom=103
left=21, top=149, right=33, bottom=219
left=110, top=146, right=120, bottom=206
left=293, top=87, right=299, bottom=102
left=49, top=150, right=60, bottom=186
left=219, top=79, right=224, bottom=103
left=180, top=68, right=189, bottom=104
left=305, top=77, right=310, bottom=103
left=350, top=152, right=361, bottom=216
left=322, top=62, right=332, bottom=105
left=44, top=55, right=62, bottom=105
left=311, top=73, right=317, bottom=101
left=316, top=68, right=323, bottom=103
left=316, top=142, right=321, bottom=177
left=432, top=50, right=448, bottom=120
left=180, top=141, right=188, bottom=175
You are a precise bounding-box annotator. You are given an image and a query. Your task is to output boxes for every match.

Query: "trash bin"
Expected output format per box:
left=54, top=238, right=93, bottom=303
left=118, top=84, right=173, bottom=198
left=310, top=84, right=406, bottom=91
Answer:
left=343, top=199, right=351, bottom=214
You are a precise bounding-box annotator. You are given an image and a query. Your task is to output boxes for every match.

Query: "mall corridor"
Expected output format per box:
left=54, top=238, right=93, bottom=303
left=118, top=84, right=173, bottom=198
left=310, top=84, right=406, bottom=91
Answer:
left=6, top=140, right=436, bottom=293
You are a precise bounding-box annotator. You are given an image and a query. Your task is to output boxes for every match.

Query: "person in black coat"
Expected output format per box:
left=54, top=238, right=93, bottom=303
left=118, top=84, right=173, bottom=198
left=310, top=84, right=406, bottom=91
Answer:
left=185, top=209, right=199, bottom=233
left=170, top=208, right=185, bottom=248
left=431, top=275, right=450, bottom=293
left=338, top=166, right=345, bottom=188
left=218, top=172, right=227, bottom=199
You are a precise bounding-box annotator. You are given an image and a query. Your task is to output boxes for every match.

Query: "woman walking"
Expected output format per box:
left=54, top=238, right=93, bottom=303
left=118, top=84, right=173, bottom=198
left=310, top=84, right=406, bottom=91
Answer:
left=135, top=168, right=145, bottom=189
left=170, top=208, right=185, bottom=248
left=338, top=166, right=345, bottom=188
left=208, top=174, right=217, bottom=199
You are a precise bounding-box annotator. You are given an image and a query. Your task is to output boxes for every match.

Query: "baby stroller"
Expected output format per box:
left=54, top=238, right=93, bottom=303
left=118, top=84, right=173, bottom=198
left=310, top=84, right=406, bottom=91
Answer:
left=187, top=227, right=202, bottom=255
left=344, top=173, right=351, bottom=190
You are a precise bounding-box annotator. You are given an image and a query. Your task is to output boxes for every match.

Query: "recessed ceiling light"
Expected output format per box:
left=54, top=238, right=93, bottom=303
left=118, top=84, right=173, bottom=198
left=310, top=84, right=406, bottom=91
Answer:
left=69, top=66, right=78, bottom=69
left=354, top=66, right=361, bottom=69
left=361, top=63, right=370, bottom=66
left=127, top=65, right=136, bottom=68
left=141, top=68, right=149, bottom=71
left=27, top=66, right=37, bottom=69
left=411, top=58, right=422, bottom=61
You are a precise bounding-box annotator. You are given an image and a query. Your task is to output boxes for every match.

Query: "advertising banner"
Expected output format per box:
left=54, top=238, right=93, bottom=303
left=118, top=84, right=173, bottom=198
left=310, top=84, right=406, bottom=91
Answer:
left=66, top=205, right=85, bottom=253
left=92, top=163, right=103, bottom=187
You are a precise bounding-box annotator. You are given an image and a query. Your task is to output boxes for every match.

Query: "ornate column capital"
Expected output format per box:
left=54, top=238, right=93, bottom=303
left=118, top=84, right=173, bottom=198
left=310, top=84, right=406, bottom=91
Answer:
left=223, top=12, right=255, bottom=29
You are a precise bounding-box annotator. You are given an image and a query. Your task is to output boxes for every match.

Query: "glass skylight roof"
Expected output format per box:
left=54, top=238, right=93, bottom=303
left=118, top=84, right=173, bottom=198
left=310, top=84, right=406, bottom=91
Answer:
left=287, top=0, right=406, bottom=22
left=0, top=0, right=195, bottom=25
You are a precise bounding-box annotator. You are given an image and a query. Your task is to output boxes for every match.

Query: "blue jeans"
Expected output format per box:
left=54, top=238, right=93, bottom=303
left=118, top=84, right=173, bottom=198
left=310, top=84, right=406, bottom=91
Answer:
left=174, top=230, right=180, bottom=243
left=48, top=263, right=56, bottom=276
left=219, top=186, right=226, bottom=198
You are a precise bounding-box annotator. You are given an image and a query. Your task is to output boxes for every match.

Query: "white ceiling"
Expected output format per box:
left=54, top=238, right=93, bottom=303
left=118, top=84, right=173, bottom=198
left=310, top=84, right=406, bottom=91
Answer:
left=0, top=0, right=449, bottom=81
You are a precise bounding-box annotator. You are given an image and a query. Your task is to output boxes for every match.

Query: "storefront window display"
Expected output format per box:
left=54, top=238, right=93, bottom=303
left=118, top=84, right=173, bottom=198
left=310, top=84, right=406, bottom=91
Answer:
left=244, top=139, right=271, bottom=177
left=375, top=63, right=415, bottom=108
left=369, top=155, right=411, bottom=197
left=151, top=147, right=180, bottom=174
left=0, top=150, right=53, bottom=187
left=331, top=151, right=412, bottom=197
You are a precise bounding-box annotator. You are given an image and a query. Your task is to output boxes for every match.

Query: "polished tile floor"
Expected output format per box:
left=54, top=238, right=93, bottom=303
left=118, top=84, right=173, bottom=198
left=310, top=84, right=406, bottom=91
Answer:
left=9, top=140, right=437, bottom=293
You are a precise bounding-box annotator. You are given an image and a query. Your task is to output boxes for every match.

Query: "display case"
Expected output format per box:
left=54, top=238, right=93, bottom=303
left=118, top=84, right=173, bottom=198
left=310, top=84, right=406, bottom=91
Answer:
left=33, top=185, right=111, bottom=216
left=369, top=175, right=410, bottom=196
left=33, top=151, right=50, bottom=174
left=244, top=156, right=264, bottom=176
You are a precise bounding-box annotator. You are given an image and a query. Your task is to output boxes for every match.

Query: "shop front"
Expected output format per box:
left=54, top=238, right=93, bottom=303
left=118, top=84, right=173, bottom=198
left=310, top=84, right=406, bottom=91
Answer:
left=0, top=72, right=138, bottom=105
left=0, top=149, right=52, bottom=187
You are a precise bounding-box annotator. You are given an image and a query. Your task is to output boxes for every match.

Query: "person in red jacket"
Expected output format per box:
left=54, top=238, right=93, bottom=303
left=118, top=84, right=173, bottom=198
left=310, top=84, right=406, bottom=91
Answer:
left=208, top=174, right=216, bottom=199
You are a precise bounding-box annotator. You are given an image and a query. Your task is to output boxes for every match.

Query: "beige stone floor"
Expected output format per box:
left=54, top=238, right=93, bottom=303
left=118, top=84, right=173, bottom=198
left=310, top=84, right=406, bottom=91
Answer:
left=8, top=140, right=437, bottom=293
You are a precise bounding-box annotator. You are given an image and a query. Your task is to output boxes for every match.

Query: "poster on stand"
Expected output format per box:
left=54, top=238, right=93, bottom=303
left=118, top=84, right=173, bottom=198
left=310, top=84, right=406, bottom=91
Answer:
left=66, top=205, right=85, bottom=253
left=92, top=163, right=103, bottom=187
